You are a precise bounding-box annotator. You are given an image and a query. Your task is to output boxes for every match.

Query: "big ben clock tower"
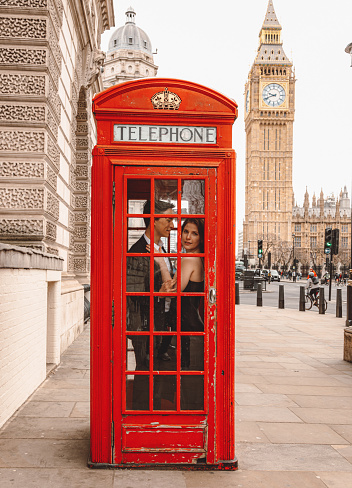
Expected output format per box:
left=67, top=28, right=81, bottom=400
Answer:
left=243, top=0, right=295, bottom=260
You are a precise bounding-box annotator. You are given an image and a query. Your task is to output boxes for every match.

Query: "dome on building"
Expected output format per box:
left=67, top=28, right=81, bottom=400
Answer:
left=107, top=7, right=153, bottom=54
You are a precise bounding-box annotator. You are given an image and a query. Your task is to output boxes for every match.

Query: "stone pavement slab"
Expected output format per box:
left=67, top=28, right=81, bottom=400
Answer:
left=1, top=307, right=352, bottom=487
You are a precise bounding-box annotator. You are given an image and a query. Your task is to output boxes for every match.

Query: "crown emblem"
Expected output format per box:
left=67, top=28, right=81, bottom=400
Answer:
left=151, top=87, right=181, bottom=110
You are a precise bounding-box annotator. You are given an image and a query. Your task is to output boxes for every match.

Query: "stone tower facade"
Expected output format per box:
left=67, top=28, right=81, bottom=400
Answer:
left=243, top=0, right=295, bottom=259
left=102, top=6, right=158, bottom=89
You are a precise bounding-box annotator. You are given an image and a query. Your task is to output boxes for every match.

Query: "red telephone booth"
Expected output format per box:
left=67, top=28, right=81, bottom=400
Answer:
left=90, top=78, right=238, bottom=469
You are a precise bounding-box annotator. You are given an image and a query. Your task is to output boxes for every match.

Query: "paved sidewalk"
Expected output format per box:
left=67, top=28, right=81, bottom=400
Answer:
left=0, top=306, right=352, bottom=487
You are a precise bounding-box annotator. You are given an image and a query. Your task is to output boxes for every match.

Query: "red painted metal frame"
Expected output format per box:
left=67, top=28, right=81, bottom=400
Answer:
left=90, top=78, right=238, bottom=469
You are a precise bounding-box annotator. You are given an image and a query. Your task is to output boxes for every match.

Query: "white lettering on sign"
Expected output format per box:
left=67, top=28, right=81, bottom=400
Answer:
left=113, top=125, right=217, bottom=144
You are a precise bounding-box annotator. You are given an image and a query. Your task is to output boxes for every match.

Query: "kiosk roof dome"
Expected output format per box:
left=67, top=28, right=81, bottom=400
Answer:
left=108, top=7, right=153, bottom=54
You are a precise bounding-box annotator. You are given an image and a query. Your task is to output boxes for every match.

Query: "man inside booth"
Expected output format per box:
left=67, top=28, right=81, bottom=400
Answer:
left=127, top=200, right=176, bottom=410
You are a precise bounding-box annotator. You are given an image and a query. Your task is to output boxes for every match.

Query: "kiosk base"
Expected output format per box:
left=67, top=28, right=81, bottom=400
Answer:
left=88, top=457, right=238, bottom=471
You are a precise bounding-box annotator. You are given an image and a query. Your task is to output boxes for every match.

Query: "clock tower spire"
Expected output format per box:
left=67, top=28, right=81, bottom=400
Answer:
left=243, top=0, right=295, bottom=265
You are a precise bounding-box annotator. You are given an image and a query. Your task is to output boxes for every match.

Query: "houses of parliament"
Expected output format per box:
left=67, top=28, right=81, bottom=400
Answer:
left=242, top=1, right=351, bottom=272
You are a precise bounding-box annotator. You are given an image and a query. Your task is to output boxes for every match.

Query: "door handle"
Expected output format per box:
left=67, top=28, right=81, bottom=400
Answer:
left=209, top=287, right=216, bottom=304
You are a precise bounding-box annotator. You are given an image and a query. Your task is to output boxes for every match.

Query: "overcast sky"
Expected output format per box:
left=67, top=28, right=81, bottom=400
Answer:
left=101, top=0, right=352, bottom=236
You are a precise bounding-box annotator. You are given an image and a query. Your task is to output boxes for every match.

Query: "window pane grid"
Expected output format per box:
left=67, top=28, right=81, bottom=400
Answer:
left=123, top=174, right=207, bottom=413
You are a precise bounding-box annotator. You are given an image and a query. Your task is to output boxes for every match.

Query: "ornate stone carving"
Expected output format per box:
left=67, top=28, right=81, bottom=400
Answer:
left=47, top=109, right=58, bottom=138
left=0, top=18, right=47, bottom=39
left=0, top=188, right=44, bottom=209
left=77, top=111, right=88, bottom=121
left=0, top=218, right=44, bottom=237
left=77, top=137, right=88, bottom=147
left=75, top=196, right=88, bottom=209
left=48, top=22, right=62, bottom=67
left=85, top=49, right=105, bottom=88
left=67, top=252, right=74, bottom=272
left=46, top=164, right=57, bottom=189
left=74, top=212, right=88, bottom=223
left=0, top=131, right=45, bottom=152
left=0, top=161, right=44, bottom=178
left=76, top=151, right=88, bottom=160
left=48, top=51, right=60, bottom=87
left=75, top=165, right=88, bottom=178
left=45, top=221, right=56, bottom=241
left=48, top=80, right=61, bottom=120
left=75, top=181, right=88, bottom=192
left=0, top=104, right=45, bottom=122
left=68, top=210, right=74, bottom=229
left=0, top=48, right=46, bottom=65
left=74, top=225, right=88, bottom=239
left=46, top=191, right=59, bottom=219
left=76, top=123, right=88, bottom=134
left=0, top=0, right=47, bottom=7
left=0, top=74, right=46, bottom=96
left=47, top=137, right=60, bottom=169
left=74, top=257, right=87, bottom=272
left=74, top=242, right=87, bottom=254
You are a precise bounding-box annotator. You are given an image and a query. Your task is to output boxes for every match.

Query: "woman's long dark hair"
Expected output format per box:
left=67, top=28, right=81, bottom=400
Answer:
left=181, top=218, right=204, bottom=253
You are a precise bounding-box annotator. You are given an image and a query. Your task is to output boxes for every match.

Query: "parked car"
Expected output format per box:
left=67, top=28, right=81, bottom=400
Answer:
left=270, top=269, right=280, bottom=281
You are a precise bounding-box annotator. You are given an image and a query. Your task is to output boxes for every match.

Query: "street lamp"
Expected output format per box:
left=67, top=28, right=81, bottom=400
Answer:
left=292, top=232, right=296, bottom=282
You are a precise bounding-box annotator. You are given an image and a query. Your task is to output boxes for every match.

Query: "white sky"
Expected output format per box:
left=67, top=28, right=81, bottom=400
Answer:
left=101, top=0, right=352, bottom=236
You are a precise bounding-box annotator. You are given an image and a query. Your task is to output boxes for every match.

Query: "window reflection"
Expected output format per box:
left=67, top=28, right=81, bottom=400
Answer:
left=181, top=180, right=205, bottom=214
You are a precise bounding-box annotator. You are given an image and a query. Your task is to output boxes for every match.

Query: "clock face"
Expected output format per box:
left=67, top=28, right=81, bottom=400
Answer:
left=262, top=83, right=286, bottom=107
left=246, top=90, right=250, bottom=113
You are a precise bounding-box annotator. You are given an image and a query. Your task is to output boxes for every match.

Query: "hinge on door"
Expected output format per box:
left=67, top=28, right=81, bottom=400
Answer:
left=112, top=299, right=114, bottom=328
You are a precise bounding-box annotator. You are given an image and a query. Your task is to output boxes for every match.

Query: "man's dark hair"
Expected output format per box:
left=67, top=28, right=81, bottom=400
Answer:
left=143, top=199, right=175, bottom=228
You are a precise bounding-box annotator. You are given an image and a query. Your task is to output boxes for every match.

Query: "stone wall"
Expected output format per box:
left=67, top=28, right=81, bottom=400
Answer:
left=0, top=243, right=63, bottom=428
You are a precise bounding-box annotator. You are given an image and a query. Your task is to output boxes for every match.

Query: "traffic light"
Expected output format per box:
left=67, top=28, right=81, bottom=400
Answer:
left=332, top=228, right=339, bottom=255
left=258, top=239, right=263, bottom=259
left=324, top=227, right=332, bottom=254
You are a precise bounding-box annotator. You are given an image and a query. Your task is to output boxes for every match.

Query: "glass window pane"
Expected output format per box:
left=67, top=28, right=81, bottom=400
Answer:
left=154, top=296, right=177, bottom=331
left=126, top=256, right=150, bottom=292
left=126, top=296, right=149, bottom=331
left=126, top=374, right=149, bottom=411
left=153, top=336, right=177, bottom=371
left=127, top=179, right=150, bottom=214
left=154, top=179, right=178, bottom=213
left=126, top=336, right=149, bottom=371
left=127, top=217, right=146, bottom=250
left=181, top=375, right=204, bottom=410
left=181, top=336, right=204, bottom=371
left=181, top=180, right=205, bottom=214
left=159, top=219, right=178, bottom=253
left=181, top=219, right=205, bottom=254
left=153, top=375, right=176, bottom=411
left=181, top=295, right=204, bottom=332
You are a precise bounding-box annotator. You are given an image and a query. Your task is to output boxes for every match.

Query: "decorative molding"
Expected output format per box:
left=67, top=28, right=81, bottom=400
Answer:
left=74, top=242, right=87, bottom=254
left=74, top=257, right=87, bottom=272
left=0, top=17, right=47, bottom=39
left=0, top=104, right=45, bottom=122
left=0, top=74, right=46, bottom=96
left=75, top=181, right=88, bottom=192
left=75, top=195, right=88, bottom=209
left=0, top=130, right=45, bottom=152
left=75, top=165, right=88, bottom=178
left=0, top=0, right=47, bottom=7
left=151, top=87, right=182, bottom=110
left=0, top=218, right=44, bottom=237
left=0, top=242, right=63, bottom=270
left=0, top=188, right=44, bottom=209
left=74, top=211, right=88, bottom=222
left=74, top=225, right=88, bottom=239
left=46, top=190, right=59, bottom=219
left=45, top=220, right=56, bottom=241
left=46, top=164, right=57, bottom=189
left=47, top=136, right=60, bottom=169
left=0, top=48, right=46, bottom=65
left=0, top=161, right=44, bottom=178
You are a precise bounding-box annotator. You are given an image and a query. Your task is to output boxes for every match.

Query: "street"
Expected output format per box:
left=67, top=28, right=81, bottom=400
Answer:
left=238, top=279, right=348, bottom=316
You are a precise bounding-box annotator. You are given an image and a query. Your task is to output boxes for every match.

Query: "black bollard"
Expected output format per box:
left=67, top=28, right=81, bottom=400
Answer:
left=299, top=286, right=305, bottom=311
left=278, top=284, right=284, bottom=309
left=319, top=287, right=325, bottom=315
left=235, top=282, right=240, bottom=305
left=336, top=287, right=342, bottom=318
left=257, top=283, right=263, bottom=307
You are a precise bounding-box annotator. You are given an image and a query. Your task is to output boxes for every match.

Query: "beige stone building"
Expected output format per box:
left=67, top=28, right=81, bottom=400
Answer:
left=102, top=6, right=158, bottom=89
left=243, top=0, right=295, bottom=261
left=292, top=188, right=351, bottom=273
left=0, top=0, right=114, bottom=427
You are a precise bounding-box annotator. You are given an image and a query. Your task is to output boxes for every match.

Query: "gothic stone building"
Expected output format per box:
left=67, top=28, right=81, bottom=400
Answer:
left=243, top=0, right=295, bottom=257
left=292, top=188, right=351, bottom=273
